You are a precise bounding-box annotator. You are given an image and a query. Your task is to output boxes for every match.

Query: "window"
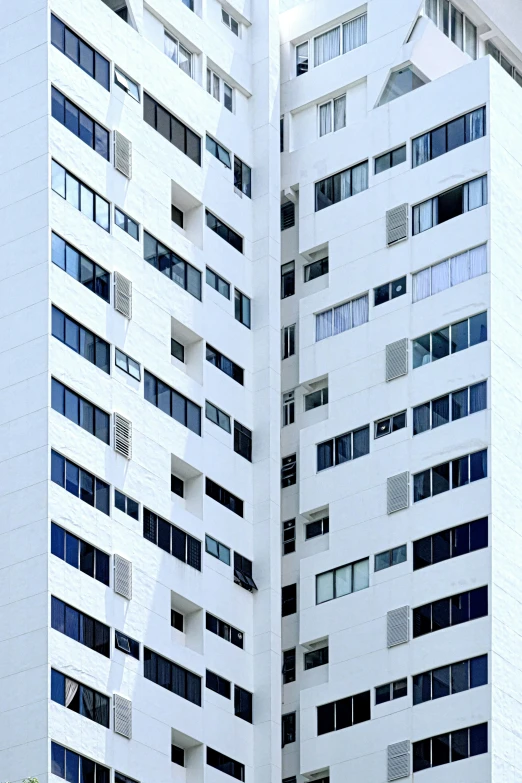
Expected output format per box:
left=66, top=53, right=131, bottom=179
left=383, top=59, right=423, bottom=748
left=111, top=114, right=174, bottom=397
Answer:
left=315, top=161, right=368, bottom=211
left=235, top=686, right=253, bottom=723
left=206, top=345, right=244, bottom=385
left=50, top=14, right=110, bottom=90
left=487, top=40, right=522, bottom=85
left=423, top=0, right=478, bottom=58
left=317, top=690, right=371, bottom=735
left=374, top=145, right=406, bottom=174
left=115, top=630, right=140, bottom=658
left=305, top=515, right=329, bottom=540
left=413, top=723, right=487, bottom=772
left=375, top=679, right=407, bottom=705
left=235, top=290, right=251, bottom=328
left=412, top=244, right=487, bottom=302
left=282, top=325, right=295, bottom=359
left=52, top=306, right=110, bottom=373
left=207, top=748, right=244, bottom=781
left=414, top=449, right=487, bottom=502
left=413, top=381, right=487, bottom=435
left=205, top=535, right=231, bottom=565
left=281, top=201, right=295, bottom=230
left=51, top=669, right=110, bottom=728
left=114, top=489, right=139, bottom=520
left=51, top=742, right=110, bottom=783
left=234, top=552, right=257, bottom=591
left=114, top=67, right=140, bottom=100
left=144, top=370, right=201, bottom=435
left=144, top=647, right=201, bottom=705
left=222, top=7, right=239, bottom=35
left=305, top=387, right=328, bottom=411
left=374, top=276, right=406, bottom=306
left=206, top=268, right=230, bottom=299
left=413, top=654, right=487, bottom=706
left=413, top=175, right=487, bottom=235
left=115, top=348, right=141, bottom=380
left=281, top=454, right=296, bottom=487
left=172, top=204, right=184, bottom=228
left=296, top=41, right=309, bottom=76
left=282, top=584, right=297, bottom=616
left=312, top=14, right=367, bottom=69
left=234, top=421, right=252, bottom=462
left=205, top=401, right=231, bottom=433
left=206, top=134, right=232, bottom=168
left=144, top=231, right=202, bottom=299
left=378, top=66, right=426, bottom=106
left=317, top=425, right=370, bottom=471
left=172, top=746, right=185, bottom=766
left=116, top=773, right=139, bottom=783
left=51, top=596, right=110, bottom=657
left=281, top=262, right=295, bottom=298
left=374, top=411, right=406, bottom=439
left=51, top=379, right=110, bottom=444
left=234, top=157, right=251, bottom=197
left=283, top=391, right=295, bottom=426
left=413, top=517, right=488, bottom=570
left=206, top=670, right=231, bottom=699
left=280, top=116, right=284, bottom=152
left=282, top=712, right=296, bottom=746
left=206, top=477, right=244, bottom=517
left=51, top=450, right=110, bottom=515
left=171, top=474, right=184, bottom=497
left=283, top=649, right=296, bottom=683
left=206, top=69, right=234, bottom=112
left=413, top=585, right=488, bottom=638
left=51, top=87, right=110, bottom=160
left=51, top=160, right=110, bottom=231
left=143, top=92, right=201, bottom=165
left=305, top=646, right=328, bottom=670
left=319, top=96, right=346, bottom=137
left=206, top=612, right=243, bottom=649
left=412, top=312, right=487, bottom=368
left=115, top=207, right=139, bottom=240
left=164, top=30, right=192, bottom=77
left=413, top=107, right=485, bottom=167
left=171, top=610, right=184, bottom=632
left=143, top=507, right=201, bottom=569
left=374, top=544, right=406, bottom=572
left=315, top=293, right=369, bottom=341
left=305, top=257, right=329, bottom=282
left=206, top=211, right=243, bottom=253
left=283, top=519, right=296, bottom=555
left=171, top=338, right=185, bottom=363
left=316, top=558, right=369, bottom=604
left=51, top=233, right=109, bottom=302
left=51, top=522, right=110, bottom=585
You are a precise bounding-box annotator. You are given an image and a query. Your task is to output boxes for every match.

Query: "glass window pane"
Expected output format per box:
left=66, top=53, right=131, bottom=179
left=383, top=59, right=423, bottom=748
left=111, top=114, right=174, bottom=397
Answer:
left=316, top=572, right=334, bottom=603
left=432, top=327, right=450, bottom=360
left=451, top=591, right=470, bottom=625
left=432, top=461, right=450, bottom=495
left=432, top=395, right=450, bottom=428
left=353, top=559, right=369, bottom=591
left=335, top=564, right=352, bottom=597
left=413, top=333, right=431, bottom=368
left=451, top=727, right=469, bottom=762
left=432, top=665, right=450, bottom=699
left=469, top=312, right=487, bottom=346
left=470, top=654, right=488, bottom=688
left=452, top=455, right=469, bottom=488
left=470, top=449, right=487, bottom=481
left=413, top=469, right=431, bottom=502
left=451, top=660, right=469, bottom=693
left=451, top=319, right=469, bottom=353
left=452, top=387, right=469, bottom=420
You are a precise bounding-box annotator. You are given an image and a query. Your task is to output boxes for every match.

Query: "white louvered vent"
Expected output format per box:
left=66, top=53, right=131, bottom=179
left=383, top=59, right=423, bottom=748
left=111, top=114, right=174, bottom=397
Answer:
left=114, top=413, right=132, bottom=459
left=388, top=740, right=410, bottom=780
left=114, top=554, right=132, bottom=599
left=114, top=694, right=132, bottom=739
left=386, top=203, right=408, bottom=245
left=387, top=606, right=409, bottom=648
left=114, top=130, right=132, bottom=179
left=387, top=471, right=409, bottom=514
left=114, top=271, right=132, bottom=319
left=386, top=338, right=408, bottom=381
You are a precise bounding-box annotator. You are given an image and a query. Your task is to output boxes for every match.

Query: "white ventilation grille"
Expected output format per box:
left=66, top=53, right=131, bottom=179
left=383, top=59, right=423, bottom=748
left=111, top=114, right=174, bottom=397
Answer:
left=388, top=741, right=410, bottom=780
left=114, top=413, right=132, bottom=459
left=387, top=471, right=409, bottom=514
left=386, top=204, right=408, bottom=245
left=114, top=554, right=132, bottom=599
left=114, top=694, right=132, bottom=738
left=387, top=606, right=409, bottom=648
left=114, top=272, right=132, bottom=319
left=386, top=338, right=408, bottom=381
left=114, top=130, right=132, bottom=179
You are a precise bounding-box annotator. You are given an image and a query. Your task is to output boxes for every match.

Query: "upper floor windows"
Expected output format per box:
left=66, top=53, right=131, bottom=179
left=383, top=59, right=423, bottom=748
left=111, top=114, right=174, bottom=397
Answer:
left=51, top=379, right=110, bottom=445
left=316, top=293, right=369, bottom=341
left=207, top=267, right=230, bottom=299
left=316, top=558, right=369, bottom=604
left=206, top=134, right=231, bottom=168
left=282, top=391, right=295, bottom=426
left=305, top=385, right=328, bottom=411
left=374, top=145, right=406, bottom=174
left=144, top=370, right=201, bottom=435
left=315, top=160, right=368, bottom=212
left=51, top=14, right=110, bottom=90
left=115, top=207, right=139, bottom=240
left=378, top=66, right=426, bottom=106
left=305, top=256, right=328, bottom=282
left=144, top=231, right=202, bottom=299
left=296, top=13, right=367, bottom=75
left=51, top=233, right=110, bottom=302
left=317, top=690, right=371, bottom=735
left=207, top=69, right=233, bottom=112
left=317, top=425, right=370, bottom=471
left=306, top=515, right=329, bottom=540
left=51, top=742, right=110, bottom=783
left=413, top=723, right=487, bottom=772
left=115, top=348, right=141, bottom=380
left=164, top=30, right=192, bottom=77
left=413, top=107, right=485, bottom=168
left=234, top=158, right=252, bottom=198
left=206, top=345, right=244, bottom=385
left=319, top=95, right=346, bottom=137
left=413, top=654, right=487, bottom=705
left=296, top=42, right=309, bottom=76
left=206, top=477, right=244, bottom=518
left=51, top=669, right=110, bottom=728
left=423, top=0, right=477, bottom=59
left=206, top=400, right=231, bottom=433
left=115, top=489, right=140, bottom=520
left=143, top=507, right=202, bottom=570
left=413, top=586, right=488, bottom=638
left=115, top=630, right=140, bottom=658
left=281, top=454, right=297, bottom=487
left=487, top=41, right=522, bottom=85
left=51, top=161, right=110, bottom=231
left=413, top=312, right=487, bottom=369
left=282, top=584, right=297, bottom=616
left=206, top=535, right=230, bottom=565
left=206, top=612, right=244, bottom=649
left=206, top=211, right=244, bottom=253
left=144, top=92, right=201, bottom=166
left=51, top=450, right=110, bottom=515
left=51, top=522, right=110, bottom=586
left=144, top=647, right=201, bottom=705
left=281, top=261, right=295, bottom=297
left=234, top=289, right=251, bottom=328
left=51, top=87, right=110, bottom=160
left=52, top=305, right=110, bottom=374
left=413, top=381, right=487, bottom=435
left=234, top=421, right=252, bottom=462
left=282, top=325, right=295, bottom=359
left=413, top=243, right=487, bottom=302
left=114, top=67, right=140, bottom=101
left=222, top=7, right=239, bottom=35
left=51, top=596, right=110, bottom=657
left=413, top=517, right=488, bottom=570
left=207, top=748, right=244, bottom=782
left=375, top=544, right=406, bottom=572
left=413, top=448, right=487, bottom=502
left=374, top=276, right=406, bottom=306
left=281, top=201, right=295, bottom=230
left=413, top=175, right=487, bottom=235
left=234, top=552, right=257, bottom=591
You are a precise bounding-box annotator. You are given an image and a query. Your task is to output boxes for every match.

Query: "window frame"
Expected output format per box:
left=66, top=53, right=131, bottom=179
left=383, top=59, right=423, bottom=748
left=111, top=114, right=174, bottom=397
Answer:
left=315, top=558, right=369, bottom=604
left=412, top=106, right=486, bottom=168
left=115, top=347, right=141, bottom=380
left=205, top=400, right=232, bottom=433
left=317, top=425, right=370, bottom=472
left=413, top=448, right=488, bottom=503
left=51, top=160, right=110, bottom=231
left=51, top=86, right=110, bottom=161
left=51, top=232, right=110, bottom=302
left=315, top=159, right=369, bottom=212
left=412, top=312, right=487, bottom=369
left=114, top=66, right=140, bottom=100
left=374, top=410, right=407, bottom=439
left=374, top=144, right=407, bottom=174
left=50, top=14, right=110, bottom=90
left=164, top=29, right=193, bottom=78
left=115, top=206, right=139, bottom=240
left=206, top=210, right=244, bottom=253
left=412, top=175, right=488, bottom=235
left=143, top=92, right=201, bottom=166
left=144, top=230, right=202, bottom=299
left=205, top=534, right=231, bottom=565
left=144, top=369, right=201, bottom=435
left=295, top=12, right=367, bottom=77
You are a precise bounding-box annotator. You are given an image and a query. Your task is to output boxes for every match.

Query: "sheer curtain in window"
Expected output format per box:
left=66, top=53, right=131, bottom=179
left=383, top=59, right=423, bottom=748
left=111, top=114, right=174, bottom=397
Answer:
left=450, top=250, right=470, bottom=286
left=352, top=294, right=369, bottom=327
left=334, top=301, right=351, bottom=334
left=470, top=380, right=487, bottom=413
left=65, top=678, right=79, bottom=708
left=465, top=176, right=487, bottom=211
left=343, top=14, right=367, bottom=53
left=431, top=259, right=449, bottom=294
left=469, top=243, right=487, bottom=278
left=314, top=27, right=340, bottom=67
left=164, top=33, right=178, bottom=63
left=334, top=96, right=346, bottom=131
left=351, top=162, right=368, bottom=195
left=467, top=108, right=485, bottom=140
left=179, top=45, right=192, bottom=76
left=412, top=134, right=430, bottom=167
left=424, top=0, right=438, bottom=23
left=319, top=102, right=332, bottom=136
left=340, top=169, right=351, bottom=200
left=413, top=200, right=434, bottom=234
left=413, top=268, right=431, bottom=302
left=316, top=311, right=333, bottom=341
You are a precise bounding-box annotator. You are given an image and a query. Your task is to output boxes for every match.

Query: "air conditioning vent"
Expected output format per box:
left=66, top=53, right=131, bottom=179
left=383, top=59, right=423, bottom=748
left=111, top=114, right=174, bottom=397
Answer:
left=388, top=740, right=410, bottom=780
left=387, top=606, right=409, bottom=647
left=114, top=271, right=132, bottom=319
left=114, top=413, right=132, bottom=459
left=386, top=338, right=408, bottom=381
left=387, top=471, right=409, bottom=514
left=386, top=203, right=408, bottom=245
left=114, top=130, right=132, bottom=179
left=114, top=694, right=132, bottom=739
left=114, top=554, right=132, bottom=599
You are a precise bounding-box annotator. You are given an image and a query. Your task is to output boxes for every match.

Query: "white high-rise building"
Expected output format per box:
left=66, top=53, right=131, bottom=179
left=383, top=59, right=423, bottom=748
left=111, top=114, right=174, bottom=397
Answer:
left=2, top=0, right=522, bottom=782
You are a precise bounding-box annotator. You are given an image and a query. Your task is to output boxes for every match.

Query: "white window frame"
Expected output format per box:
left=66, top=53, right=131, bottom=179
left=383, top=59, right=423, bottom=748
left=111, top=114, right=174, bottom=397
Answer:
left=222, top=7, right=240, bottom=36
left=318, top=94, right=346, bottom=137
left=207, top=67, right=234, bottom=112
left=114, top=67, right=140, bottom=101
left=283, top=391, right=295, bottom=427
left=295, top=11, right=367, bottom=76
left=422, top=0, right=477, bottom=59
left=164, top=30, right=193, bottom=78
left=282, top=324, right=296, bottom=359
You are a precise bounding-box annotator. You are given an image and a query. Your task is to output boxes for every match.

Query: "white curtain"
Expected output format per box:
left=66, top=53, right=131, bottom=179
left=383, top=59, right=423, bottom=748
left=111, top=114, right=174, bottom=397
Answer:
left=431, top=259, right=449, bottom=294
left=164, top=32, right=178, bottom=63
left=467, top=107, right=484, bottom=140
left=343, top=14, right=367, bottom=53
left=466, top=176, right=486, bottom=211
left=450, top=250, right=470, bottom=286
left=319, top=102, right=332, bottom=136
left=340, top=169, right=351, bottom=200
left=334, top=302, right=351, bottom=334
left=65, top=678, right=78, bottom=708
left=470, top=380, right=487, bottom=413
left=314, top=27, right=340, bottom=67
left=413, top=268, right=431, bottom=302
left=414, top=199, right=434, bottom=234
left=333, top=96, right=346, bottom=131
left=469, top=243, right=487, bottom=278
left=179, top=45, right=192, bottom=76
left=412, top=133, right=430, bottom=167
left=351, top=162, right=368, bottom=195
left=316, top=310, right=332, bottom=341
left=316, top=572, right=334, bottom=603
left=335, top=565, right=352, bottom=597
left=352, top=559, right=369, bottom=591
left=465, top=18, right=477, bottom=59
left=352, top=294, right=369, bottom=327
left=424, top=0, right=438, bottom=23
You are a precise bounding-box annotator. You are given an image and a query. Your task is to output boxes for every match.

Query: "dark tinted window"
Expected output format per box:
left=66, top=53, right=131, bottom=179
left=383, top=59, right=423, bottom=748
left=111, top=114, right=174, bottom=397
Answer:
left=144, top=370, right=201, bottom=435
left=144, top=647, right=201, bottom=705
left=142, top=507, right=201, bottom=570
left=143, top=92, right=201, bottom=165
left=51, top=14, right=110, bottom=90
